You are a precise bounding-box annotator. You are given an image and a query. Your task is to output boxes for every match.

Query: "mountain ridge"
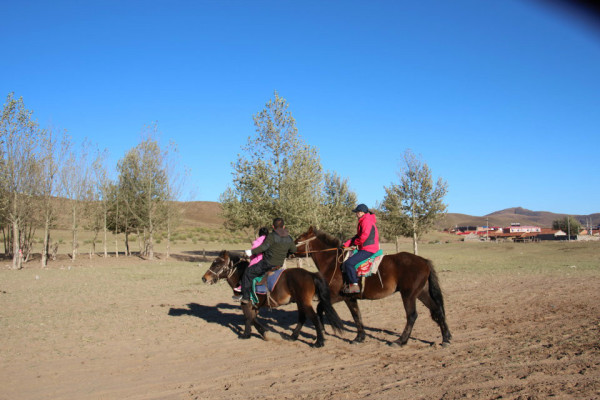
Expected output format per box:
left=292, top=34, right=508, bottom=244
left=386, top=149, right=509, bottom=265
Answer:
left=175, top=202, right=598, bottom=230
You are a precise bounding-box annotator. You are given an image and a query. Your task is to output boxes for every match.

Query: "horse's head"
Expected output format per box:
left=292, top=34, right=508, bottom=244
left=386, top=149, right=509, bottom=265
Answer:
left=202, top=250, right=234, bottom=284
left=294, top=226, right=317, bottom=256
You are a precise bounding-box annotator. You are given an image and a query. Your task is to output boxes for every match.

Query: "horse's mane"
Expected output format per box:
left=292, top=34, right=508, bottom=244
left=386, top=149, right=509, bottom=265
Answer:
left=218, top=250, right=247, bottom=268
left=312, top=227, right=342, bottom=248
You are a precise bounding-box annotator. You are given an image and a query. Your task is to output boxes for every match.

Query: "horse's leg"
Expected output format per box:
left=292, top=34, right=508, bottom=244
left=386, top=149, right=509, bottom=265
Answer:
left=394, top=291, right=418, bottom=346
left=288, top=305, right=306, bottom=341
left=316, top=302, right=328, bottom=334
left=306, top=304, right=325, bottom=348
left=239, top=302, right=254, bottom=339
left=344, top=298, right=365, bottom=343
left=418, top=289, right=452, bottom=346
left=252, top=312, right=268, bottom=340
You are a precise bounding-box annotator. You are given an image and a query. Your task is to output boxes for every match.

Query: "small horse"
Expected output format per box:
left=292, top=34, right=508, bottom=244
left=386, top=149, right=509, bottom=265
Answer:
left=202, top=250, right=343, bottom=347
left=295, top=227, right=451, bottom=346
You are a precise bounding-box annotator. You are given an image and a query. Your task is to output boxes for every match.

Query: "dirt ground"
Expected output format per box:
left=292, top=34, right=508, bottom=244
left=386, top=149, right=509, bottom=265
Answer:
left=1, top=252, right=599, bottom=400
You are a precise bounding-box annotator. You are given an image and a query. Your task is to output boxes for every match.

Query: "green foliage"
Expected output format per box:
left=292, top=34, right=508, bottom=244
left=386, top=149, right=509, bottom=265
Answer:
left=552, top=216, right=581, bottom=235
left=380, top=149, right=448, bottom=254
left=318, top=172, right=357, bottom=239
left=221, top=92, right=326, bottom=236
left=0, top=92, right=45, bottom=267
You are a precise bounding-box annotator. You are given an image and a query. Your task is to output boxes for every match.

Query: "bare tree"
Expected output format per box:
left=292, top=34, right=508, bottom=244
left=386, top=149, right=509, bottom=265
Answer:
left=39, top=125, right=64, bottom=267
left=59, top=135, right=92, bottom=261
left=0, top=93, right=43, bottom=269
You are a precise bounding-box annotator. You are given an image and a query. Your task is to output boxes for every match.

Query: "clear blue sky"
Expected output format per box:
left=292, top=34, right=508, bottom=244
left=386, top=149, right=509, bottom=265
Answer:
left=2, top=0, right=599, bottom=216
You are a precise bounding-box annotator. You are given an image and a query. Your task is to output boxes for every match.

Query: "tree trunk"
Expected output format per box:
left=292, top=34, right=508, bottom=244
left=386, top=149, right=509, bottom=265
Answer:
left=395, top=236, right=400, bottom=253
left=412, top=231, right=418, bottom=255
left=148, top=221, right=154, bottom=260
left=166, top=217, right=171, bottom=259
left=41, top=217, right=50, bottom=268
left=103, top=208, right=108, bottom=258
left=11, top=219, right=21, bottom=270
left=71, top=205, right=77, bottom=261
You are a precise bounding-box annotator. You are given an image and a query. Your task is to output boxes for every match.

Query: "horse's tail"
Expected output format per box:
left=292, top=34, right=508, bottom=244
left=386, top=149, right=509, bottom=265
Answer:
left=427, top=260, right=447, bottom=322
left=313, top=273, right=344, bottom=334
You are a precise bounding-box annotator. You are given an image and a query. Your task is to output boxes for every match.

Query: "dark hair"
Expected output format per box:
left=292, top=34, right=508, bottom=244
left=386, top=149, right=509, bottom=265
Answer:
left=273, top=218, right=284, bottom=229
left=258, top=227, right=269, bottom=237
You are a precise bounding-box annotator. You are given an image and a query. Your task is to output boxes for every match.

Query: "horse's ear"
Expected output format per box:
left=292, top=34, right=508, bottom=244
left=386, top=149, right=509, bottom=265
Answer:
left=308, top=226, right=314, bottom=233
left=219, top=249, right=229, bottom=259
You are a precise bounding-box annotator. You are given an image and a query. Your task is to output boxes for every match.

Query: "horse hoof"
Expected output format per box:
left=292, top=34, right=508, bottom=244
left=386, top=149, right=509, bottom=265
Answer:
left=441, top=341, right=451, bottom=348
left=314, top=341, right=324, bottom=348
left=389, top=340, right=406, bottom=347
left=350, top=336, right=365, bottom=345
left=238, top=334, right=251, bottom=340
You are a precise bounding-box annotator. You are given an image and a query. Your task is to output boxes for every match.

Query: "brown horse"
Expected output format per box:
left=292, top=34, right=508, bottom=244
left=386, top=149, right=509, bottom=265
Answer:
left=202, top=250, right=343, bottom=347
left=295, top=227, right=451, bottom=346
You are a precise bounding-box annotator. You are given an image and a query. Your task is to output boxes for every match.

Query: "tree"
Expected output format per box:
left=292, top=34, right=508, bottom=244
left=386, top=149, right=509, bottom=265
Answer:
left=221, top=92, right=323, bottom=236
left=163, top=140, right=187, bottom=259
left=0, top=93, right=44, bottom=269
left=318, top=172, right=357, bottom=240
left=380, top=150, right=448, bottom=255
left=552, top=216, right=581, bottom=237
left=59, top=136, right=92, bottom=261
left=116, top=125, right=169, bottom=259
left=39, top=125, right=64, bottom=267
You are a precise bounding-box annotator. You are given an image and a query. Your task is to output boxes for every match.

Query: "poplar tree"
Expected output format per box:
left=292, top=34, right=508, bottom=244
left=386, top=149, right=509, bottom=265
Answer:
left=0, top=93, right=43, bottom=269
left=319, top=171, right=357, bottom=240
left=221, top=92, right=322, bottom=236
left=116, top=126, right=169, bottom=259
left=380, top=150, right=448, bottom=255
left=59, top=136, right=92, bottom=261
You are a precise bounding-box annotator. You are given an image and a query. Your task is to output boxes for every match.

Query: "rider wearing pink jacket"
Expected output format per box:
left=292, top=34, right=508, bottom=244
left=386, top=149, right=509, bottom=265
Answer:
left=342, top=204, right=380, bottom=294
left=233, top=227, right=269, bottom=299
left=248, top=228, right=268, bottom=267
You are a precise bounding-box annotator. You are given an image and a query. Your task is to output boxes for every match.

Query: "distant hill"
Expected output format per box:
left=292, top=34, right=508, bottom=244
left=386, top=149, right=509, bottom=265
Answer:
left=48, top=199, right=597, bottom=231
left=439, top=207, right=600, bottom=229
left=177, top=201, right=224, bottom=227
left=176, top=203, right=598, bottom=230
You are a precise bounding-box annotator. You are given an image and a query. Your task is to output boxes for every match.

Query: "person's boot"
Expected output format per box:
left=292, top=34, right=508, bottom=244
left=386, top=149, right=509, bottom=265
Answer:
left=343, top=283, right=360, bottom=294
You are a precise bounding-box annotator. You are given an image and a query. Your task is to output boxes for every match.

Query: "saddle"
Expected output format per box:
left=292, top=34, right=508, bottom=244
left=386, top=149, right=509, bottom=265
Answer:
left=346, top=249, right=384, bottom=277
left=250, top=267, right=285, bottom=305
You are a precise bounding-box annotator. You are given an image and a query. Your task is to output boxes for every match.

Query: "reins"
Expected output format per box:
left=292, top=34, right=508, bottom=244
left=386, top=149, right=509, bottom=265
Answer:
left=207, top=256, right=245, bottom=281
left=296, top=235, right=349, bottom=286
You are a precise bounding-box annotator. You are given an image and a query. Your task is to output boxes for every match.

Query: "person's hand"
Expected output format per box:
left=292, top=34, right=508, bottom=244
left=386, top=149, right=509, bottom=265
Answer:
left=244, top=249, right=252, bottom=257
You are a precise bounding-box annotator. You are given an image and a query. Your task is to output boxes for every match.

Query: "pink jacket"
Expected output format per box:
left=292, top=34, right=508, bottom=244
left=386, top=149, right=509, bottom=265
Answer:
left=248, top=235, right=266, bottom=267
left=343, top=212, right=380, bottom=253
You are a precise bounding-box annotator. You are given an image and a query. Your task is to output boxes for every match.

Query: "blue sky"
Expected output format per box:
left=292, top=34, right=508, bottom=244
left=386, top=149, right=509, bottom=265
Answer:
left=2, top=0, right=599, bottom=216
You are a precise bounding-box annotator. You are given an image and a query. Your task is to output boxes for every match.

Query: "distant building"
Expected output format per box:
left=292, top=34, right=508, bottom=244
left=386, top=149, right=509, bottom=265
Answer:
left=504, top=225, right=541, bottom=233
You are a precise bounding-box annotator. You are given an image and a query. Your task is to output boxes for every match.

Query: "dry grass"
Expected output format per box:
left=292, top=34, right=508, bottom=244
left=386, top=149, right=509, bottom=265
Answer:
left=2, top=236, right=599, bottom=399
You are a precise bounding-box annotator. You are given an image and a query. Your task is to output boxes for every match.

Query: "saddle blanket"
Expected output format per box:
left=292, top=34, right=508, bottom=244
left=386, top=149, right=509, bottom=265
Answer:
left=355, top=249, right=384, bottom=277
left=250, top=268, right=285, bottom=304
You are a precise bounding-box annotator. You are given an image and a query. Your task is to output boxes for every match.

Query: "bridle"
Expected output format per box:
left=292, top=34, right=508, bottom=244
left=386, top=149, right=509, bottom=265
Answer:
left=206, top=256, right=244, bottom=281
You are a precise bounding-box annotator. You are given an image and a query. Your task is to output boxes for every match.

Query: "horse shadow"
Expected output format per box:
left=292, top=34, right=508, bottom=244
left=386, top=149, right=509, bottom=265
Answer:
left=168, top=302, right=321, bottom=346
left=168, top=303, right=435, bottom=347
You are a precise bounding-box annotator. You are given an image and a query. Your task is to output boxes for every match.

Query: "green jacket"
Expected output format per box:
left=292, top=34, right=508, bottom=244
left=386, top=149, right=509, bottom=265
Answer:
left=251, top=228, right=297, bottom=267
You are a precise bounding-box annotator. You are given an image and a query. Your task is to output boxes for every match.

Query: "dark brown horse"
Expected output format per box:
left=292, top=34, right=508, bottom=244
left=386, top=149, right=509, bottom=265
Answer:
left=295, top=227, right=451, bottom=346
left=202, top=250, right=343, bottom=347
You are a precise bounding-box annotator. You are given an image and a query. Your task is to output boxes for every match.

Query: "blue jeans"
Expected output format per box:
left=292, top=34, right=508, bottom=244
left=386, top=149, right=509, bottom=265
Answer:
left=342, top=250, right=374, bottom=284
